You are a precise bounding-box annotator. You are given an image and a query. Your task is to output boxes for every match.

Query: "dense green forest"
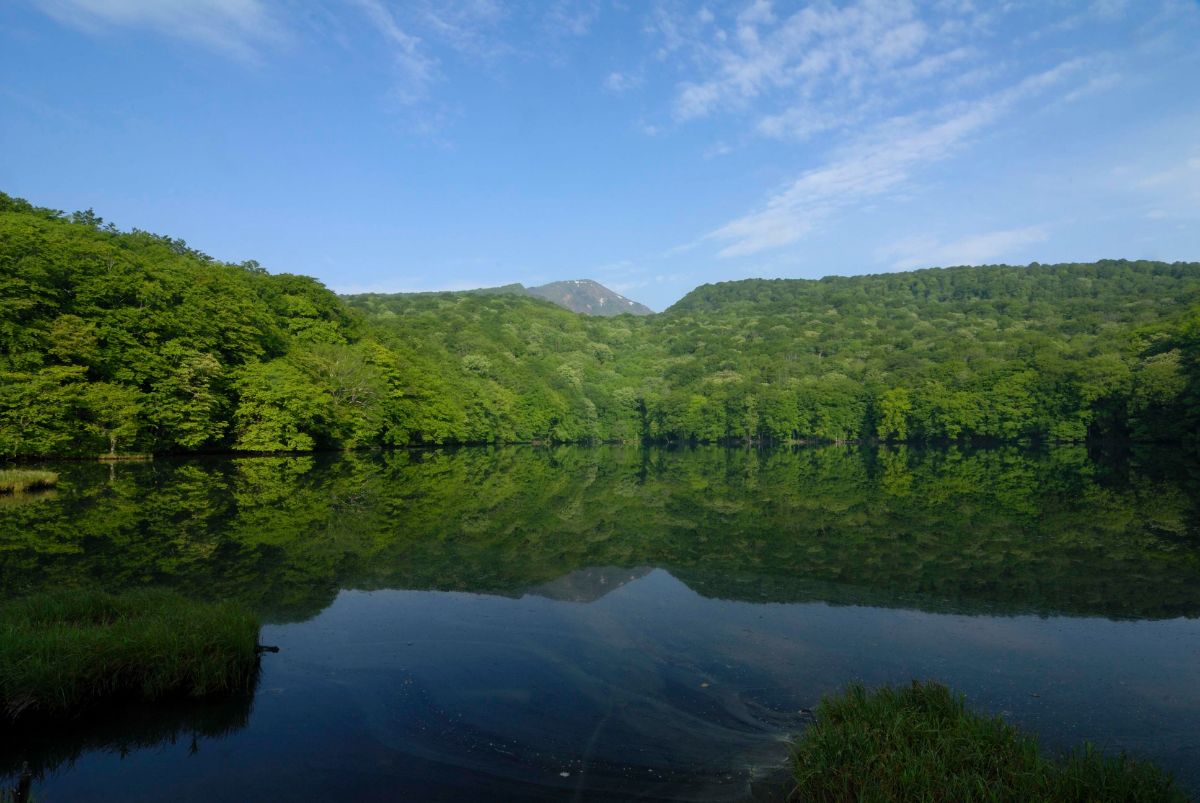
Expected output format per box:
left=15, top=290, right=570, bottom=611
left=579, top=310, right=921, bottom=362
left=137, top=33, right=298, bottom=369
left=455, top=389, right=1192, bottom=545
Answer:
left=2, top=191, right=1198, bottom=455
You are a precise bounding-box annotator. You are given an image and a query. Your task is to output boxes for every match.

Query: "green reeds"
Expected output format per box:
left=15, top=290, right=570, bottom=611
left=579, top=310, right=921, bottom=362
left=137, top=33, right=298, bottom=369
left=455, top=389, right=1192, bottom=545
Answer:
left=791, top=681, right=1187, bottom=802
left=0, top=471, right=57, bottom=495
left=0, top=589, right=261, bottom=722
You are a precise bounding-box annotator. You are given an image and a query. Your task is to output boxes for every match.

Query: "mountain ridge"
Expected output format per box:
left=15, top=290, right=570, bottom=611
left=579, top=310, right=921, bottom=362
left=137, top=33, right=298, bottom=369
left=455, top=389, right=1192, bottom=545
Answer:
left=373, top=278, right=654, bottom=316
left=524, top=279, right=654, bottom=317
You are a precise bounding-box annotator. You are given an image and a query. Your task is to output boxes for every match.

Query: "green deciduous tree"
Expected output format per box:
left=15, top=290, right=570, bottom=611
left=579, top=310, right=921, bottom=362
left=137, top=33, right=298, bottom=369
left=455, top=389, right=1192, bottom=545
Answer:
left=232, top=359, right=330, bottom=452
left=84, top=382, right=144, bottom=454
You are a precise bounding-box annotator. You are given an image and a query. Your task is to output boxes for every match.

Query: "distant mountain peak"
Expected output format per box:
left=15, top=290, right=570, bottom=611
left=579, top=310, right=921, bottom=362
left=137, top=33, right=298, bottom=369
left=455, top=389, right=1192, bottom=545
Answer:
left=524, top=279, right=653, bottom=316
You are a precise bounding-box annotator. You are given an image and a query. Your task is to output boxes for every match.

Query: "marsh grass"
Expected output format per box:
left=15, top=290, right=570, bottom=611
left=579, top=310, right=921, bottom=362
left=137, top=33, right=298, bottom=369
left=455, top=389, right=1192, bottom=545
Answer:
left=791, top=681, right=1187, bottom=803
left=0, top=589, right=260, bottom=722
left=0, top=471, right=57, bottom=495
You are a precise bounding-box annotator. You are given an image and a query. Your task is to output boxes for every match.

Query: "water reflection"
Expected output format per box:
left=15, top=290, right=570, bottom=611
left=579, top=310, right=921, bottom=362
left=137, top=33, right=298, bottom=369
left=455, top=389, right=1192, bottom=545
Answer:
left=3, top=445, right=1199, bottom=621
left=2, top=445, right=1199, bottom=800
left=1, top=689, right=257, bottom=796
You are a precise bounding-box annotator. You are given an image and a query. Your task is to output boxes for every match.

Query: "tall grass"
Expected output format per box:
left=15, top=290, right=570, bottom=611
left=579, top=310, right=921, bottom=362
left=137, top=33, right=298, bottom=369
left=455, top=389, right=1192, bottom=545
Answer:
left=0, top=471, right=57, bottom=495
left=0, top=589, right=261, bottom=722
left=791, top=681, right=1187, bottom=802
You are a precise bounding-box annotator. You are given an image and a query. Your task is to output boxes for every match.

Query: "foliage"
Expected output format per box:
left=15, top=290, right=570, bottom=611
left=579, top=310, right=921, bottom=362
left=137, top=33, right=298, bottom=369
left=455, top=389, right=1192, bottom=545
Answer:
left=0, top=589, right=260, bottom=721
left=2, top=191, right=1200, bottom=453
left=790, top=681, right=1187, bottom=802
left=0, top=192, right=362, bottom=455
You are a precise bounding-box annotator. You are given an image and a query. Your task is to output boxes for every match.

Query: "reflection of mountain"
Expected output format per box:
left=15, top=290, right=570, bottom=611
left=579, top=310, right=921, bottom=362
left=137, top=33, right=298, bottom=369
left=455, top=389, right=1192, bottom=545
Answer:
left=3, top=445, right=1200, bottom=623
left=524, top=566, right=653, bottom=603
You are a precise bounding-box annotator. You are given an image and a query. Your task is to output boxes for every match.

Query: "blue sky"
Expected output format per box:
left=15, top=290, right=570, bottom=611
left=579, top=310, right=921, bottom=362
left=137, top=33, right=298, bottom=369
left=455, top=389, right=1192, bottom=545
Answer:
left=2, top=1, right=1198, bottom=310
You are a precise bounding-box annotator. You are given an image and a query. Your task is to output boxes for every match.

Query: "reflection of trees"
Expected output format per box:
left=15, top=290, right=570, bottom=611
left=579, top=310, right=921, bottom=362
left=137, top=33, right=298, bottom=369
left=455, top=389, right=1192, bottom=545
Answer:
left=0, top=683, right=256, bottom=782
left=2, top=446, right=1199, bottom=622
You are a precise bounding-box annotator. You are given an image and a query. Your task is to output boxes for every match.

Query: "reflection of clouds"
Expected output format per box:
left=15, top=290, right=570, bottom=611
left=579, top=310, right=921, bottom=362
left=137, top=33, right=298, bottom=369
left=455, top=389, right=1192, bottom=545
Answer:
left=291, top=578, right=1200, bottom=796
left=15, top=563, right=1200, bottom=799
left=893, top=612, right=1067, bottom=655
left=300, top=582, right=803, bottom=798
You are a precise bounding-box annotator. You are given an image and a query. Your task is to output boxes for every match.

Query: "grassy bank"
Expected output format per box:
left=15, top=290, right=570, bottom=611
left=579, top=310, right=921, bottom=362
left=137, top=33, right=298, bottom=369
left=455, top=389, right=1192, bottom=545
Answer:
left=0, top=589, right=261, bottom=722
left=0, top=471, right=57, bottom=494
left=792, top=681, right=1187, bottom=802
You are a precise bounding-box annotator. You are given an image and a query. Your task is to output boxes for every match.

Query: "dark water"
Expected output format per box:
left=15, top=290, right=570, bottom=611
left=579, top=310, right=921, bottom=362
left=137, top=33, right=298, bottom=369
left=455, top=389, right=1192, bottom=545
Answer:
left=2, top=445, right=1199, bottom=800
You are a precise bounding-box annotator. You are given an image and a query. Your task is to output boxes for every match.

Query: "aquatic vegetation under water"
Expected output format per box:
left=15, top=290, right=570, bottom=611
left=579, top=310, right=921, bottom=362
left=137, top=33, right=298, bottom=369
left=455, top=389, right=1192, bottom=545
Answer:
left=0, top=589, right=261, bottom=722
left=791, top=681, right=1188, bottom=802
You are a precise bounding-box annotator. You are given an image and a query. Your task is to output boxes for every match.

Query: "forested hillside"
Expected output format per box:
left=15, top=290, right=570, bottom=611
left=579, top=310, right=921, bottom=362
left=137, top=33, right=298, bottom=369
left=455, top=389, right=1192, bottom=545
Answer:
left=649, top=266, right=1200, bottom=443
left=1, top=192, right=1197, bottom=455
left=0, top=193, right=398, bottom=455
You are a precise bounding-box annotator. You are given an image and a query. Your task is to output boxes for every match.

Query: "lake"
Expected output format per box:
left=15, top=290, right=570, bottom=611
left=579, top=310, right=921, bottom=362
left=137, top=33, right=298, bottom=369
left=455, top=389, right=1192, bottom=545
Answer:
left=2, top=445, right=1199, bottom=800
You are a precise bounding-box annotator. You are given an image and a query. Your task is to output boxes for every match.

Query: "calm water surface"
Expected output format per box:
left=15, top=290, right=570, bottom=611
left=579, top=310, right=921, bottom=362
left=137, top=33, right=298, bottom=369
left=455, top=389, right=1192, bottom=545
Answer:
left=2, top=445, right=1199, bottom=800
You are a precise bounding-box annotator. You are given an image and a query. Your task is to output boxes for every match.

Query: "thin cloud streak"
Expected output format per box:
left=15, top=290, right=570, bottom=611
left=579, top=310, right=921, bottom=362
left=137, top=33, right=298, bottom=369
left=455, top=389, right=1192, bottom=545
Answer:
left=879, top=226, right=1050, bottom=272
left=707, top=59, right=1090, bottom=258
left=32, top=0, right=281, bottom=61
left=353, top=0, right=439, bottom=104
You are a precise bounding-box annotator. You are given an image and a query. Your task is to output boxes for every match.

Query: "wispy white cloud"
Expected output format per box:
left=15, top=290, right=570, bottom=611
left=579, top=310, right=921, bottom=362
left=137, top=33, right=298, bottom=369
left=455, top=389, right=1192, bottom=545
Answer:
left=350, top=0, right=598, bottom=128
left=418, top=0, right=507, bottom=51
left=632, top=1, right=1173, bottom=262
left=703, top=140, right=732, bottom=159
left=1113, top=149, right=1200, bottom=222
left=32, top=0, right=281, bottom=60
left=603, top=70, right=642, bottom=93
left=878, top=226, right=1050, bottom=271
left=543, top=0, right=600, bottom=38
left=1134, top=152, right=1200, bottom=189
left=353, top=0, right=439, bottom=104
left=654, top=0, right=980, bottom=140
left=707, top=58, right=1090, bottom=258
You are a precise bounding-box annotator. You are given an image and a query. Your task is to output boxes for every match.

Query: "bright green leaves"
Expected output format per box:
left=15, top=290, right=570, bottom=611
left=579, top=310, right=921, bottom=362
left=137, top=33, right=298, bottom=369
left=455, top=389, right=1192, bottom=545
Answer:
left=877, top=387, right=912, bottom=441
left=1129, top=349, right=1188, bottom=441
left=47, top=314, right=100, bottom=367
left=291, top=343, right=389, bottom=447
left=279, top=293, right=348, bottom=345
left=83, top=382, right=144, bottom=455
left=232, top=359, right=329, bottom=452
left=147, top=344, right=227, bottom=450
left=0, top=366, right=88, bottom=456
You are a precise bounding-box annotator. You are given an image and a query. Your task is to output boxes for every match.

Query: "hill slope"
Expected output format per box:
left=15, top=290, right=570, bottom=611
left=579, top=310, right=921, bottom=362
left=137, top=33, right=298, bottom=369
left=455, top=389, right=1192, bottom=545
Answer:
left=648, top=263, right=1200, bottom=441
left=1, top=191, right=1198, bottom=454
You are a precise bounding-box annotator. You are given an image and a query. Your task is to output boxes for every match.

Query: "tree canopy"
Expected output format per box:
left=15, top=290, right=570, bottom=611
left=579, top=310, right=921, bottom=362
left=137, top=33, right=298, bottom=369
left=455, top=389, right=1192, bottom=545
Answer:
left=2, top=191, right=1198, bottom=455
